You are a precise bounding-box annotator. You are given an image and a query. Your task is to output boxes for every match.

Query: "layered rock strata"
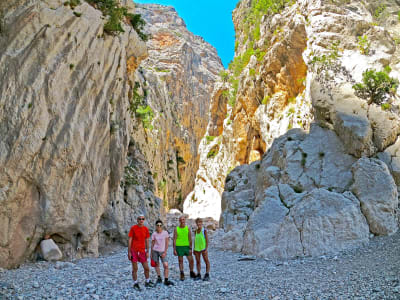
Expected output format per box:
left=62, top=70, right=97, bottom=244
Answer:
left=0, top=0, right=152, bottom=268
left=191, top=0, right=400, bottom=258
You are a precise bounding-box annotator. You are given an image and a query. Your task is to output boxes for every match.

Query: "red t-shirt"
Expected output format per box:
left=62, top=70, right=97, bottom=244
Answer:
left=128, top=225, right=150, bottom=252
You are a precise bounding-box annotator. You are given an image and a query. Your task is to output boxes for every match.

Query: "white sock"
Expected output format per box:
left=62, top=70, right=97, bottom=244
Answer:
left=146, top=278, right=150, bottom=283
left=134, top=280, right=138, bottom=284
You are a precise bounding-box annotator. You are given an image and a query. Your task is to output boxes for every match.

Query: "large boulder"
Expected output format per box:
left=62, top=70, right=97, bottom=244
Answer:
left=241, top=187, right=369, bottom=259
left=351, top=158, right=399, bottom=235
left=40, top=239, right=62, bottom=262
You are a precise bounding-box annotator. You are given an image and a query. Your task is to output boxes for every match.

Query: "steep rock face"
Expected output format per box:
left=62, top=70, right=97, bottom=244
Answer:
left=0, top=0, right=150, bottom=268
left=184, top=0, right=314, bottom=220
left=200, top=0, right=400, bottom=258
left=129, top=4, right=223, bottom=209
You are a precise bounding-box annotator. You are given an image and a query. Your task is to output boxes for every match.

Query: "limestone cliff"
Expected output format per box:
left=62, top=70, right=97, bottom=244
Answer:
left=128, top=4, right=223, bottom=209
left=187, top=0, right=400, bottom=258
left=0, top=0, right=151, bottom=268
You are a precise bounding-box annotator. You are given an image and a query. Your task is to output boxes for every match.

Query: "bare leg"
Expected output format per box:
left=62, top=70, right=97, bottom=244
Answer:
left=131, top=261, right=138, bottom=281
left=202, top=251, right=210, bottom=273
left=142, top=261, right=150, bottom=279
left=194, top=251, right=201, bottom=274
left=187, top=254, right=194, bottom=272
left=155, top=263, right=161, bottom=277
left=178, top=256, right=184, bottom=272
left=163, top=261, right=169, bottom=278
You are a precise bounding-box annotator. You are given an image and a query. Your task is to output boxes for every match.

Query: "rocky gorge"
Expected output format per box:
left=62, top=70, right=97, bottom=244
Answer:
left=0, top=1, right=399, bottom=294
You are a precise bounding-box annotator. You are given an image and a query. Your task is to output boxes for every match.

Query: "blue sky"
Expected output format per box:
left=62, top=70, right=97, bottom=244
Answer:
left=134, top=0, right=237, bottom=68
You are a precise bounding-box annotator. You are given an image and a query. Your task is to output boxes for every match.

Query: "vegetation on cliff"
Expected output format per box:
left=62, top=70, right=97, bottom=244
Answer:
left=66, top=0, right=148, bottom=38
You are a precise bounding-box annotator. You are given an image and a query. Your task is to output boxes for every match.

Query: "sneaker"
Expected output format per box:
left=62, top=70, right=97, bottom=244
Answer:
left=164, top=279, right=174, bottom=286
left=145, top=280, right=155, bottom=288
left=203, top=273, right=210, bottom=281
left=180, top=272, right=185, bottom=281
left=156, top=277, right=162, bottom=284
left=133, top=283, right=141, bottom=291
left=194, top=273, right=201, bottom=281
left=190, top=271, right=196, bottom=279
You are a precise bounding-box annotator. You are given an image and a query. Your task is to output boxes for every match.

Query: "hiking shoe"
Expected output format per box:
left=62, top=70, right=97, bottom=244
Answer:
left=164, top=279, right=174, bottom=286
left=180, top=272, right=185, bottom=281
left=203, top=273, right=210, bottom=281
left=156, top=277, right=162, bottom=284
left=190, top=271, right=196, bottom=279
left=133, top=283, right=141, bottom=291
left=145, top=281, right=154, bottom=288
left=194, top=273, right=201, bottom=281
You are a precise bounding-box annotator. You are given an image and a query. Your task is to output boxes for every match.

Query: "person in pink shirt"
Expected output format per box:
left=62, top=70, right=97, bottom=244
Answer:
left=151, top=220, right=174, bottom=286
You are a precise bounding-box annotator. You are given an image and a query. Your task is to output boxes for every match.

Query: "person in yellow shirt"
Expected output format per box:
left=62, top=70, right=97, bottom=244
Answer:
left=193, top=218, right=210, bottom=281
left=173, top=215, right=195, bottom=281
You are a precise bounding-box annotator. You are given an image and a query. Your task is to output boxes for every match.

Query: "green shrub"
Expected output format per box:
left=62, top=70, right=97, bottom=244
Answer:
left=262, top=95, right=270, bottom=105
left=357, top=35, right=370, bottom=55
left=103, top=6, right=125, bottom=34
left=69, top=0, right=81, bottom=9
left=353, top=67, right=399, bottom=104
left=86, top=0, right=148, bottom=39
left=381, top=103, right=391, bottom=111
left=398, top=11, right=400, bottom=22
left=374, top=4, right=386, bottom=19
left=73, top=12, right=82, bottom=17
left=221, top=90, right=230, bottom=98
left=136, top=105, right=154, bottom=129
left=207, top=148, right=219, bottom=159
left=249, top=68, right=256, bottom=77
left=219, top=70, right=229, bottom=82
left=158, top=179, right=167, bottom=190
left=126, top=13, right=149, bottom=41
left=129, top=82, right=144, bottom=114
left=255, top=49, right=266, bottom=61
left=205, top=135, right=216, bottom=143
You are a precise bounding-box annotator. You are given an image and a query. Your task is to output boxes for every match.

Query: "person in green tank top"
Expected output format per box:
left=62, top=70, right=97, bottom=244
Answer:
left=193, top=218, right=210, bottom=281
left=173, top=215, right=195, bottom=281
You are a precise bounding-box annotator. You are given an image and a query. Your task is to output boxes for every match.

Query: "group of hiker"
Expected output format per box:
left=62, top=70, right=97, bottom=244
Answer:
left=128, top=214, right=210, bottom=291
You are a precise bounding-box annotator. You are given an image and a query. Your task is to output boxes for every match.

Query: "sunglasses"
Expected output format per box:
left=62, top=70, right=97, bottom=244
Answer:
left=138, top=218, right=145, bottom=221
left=156, top=224, right=163, bottom=227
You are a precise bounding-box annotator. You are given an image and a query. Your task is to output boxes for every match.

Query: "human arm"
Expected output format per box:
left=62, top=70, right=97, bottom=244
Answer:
left=145, top=237, right=150, bottom=258
left=204, top=229, right=209, bottom=253
left=128, top=237, right=132, bottom=260
left=188, top=227, right=192, bottom=255
left=173, top=228, right=177, bottom=256
left=162, top=233, right=169, bottom=258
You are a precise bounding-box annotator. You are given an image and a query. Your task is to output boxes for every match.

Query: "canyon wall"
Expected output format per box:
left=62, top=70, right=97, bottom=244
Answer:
left=187, top=0, right=400, bottom=258
left=0, top=0, right=222, bottom=268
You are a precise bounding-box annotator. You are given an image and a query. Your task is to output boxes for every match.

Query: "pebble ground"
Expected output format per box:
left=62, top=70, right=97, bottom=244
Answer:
left=1, top=231, right=399, bottom=299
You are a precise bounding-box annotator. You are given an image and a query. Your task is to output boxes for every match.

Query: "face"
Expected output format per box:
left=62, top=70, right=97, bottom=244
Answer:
left=196, top=220, right=203, bottom=228
left=137, top=216, right=145, bottom=226
left=179, top=217, right=186, bottom=226
left=156, top=223, right=163, bottom=232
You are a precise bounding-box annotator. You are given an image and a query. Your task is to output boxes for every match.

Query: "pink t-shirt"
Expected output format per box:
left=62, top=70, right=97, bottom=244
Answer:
left=151, top=230, right=169, bottom=252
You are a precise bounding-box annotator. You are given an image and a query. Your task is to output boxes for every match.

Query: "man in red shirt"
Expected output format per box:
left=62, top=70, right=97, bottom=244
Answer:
left=128, top=215, right=154, bottom=291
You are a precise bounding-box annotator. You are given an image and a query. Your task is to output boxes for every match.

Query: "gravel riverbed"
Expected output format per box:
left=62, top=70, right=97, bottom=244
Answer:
left=1, top=231, right=399, bottom=300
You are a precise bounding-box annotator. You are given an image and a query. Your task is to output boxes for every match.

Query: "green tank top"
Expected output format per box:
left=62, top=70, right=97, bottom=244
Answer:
left=194, top=228, right=206, bottom=251
left=176, top=226, right=189, bottom=246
